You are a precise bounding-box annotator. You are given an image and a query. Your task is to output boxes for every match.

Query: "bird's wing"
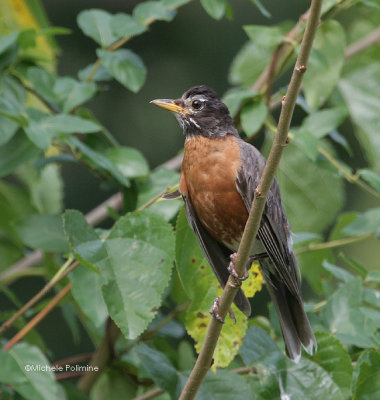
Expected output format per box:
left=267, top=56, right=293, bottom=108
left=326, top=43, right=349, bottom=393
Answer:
left=235, top=140, right=301, bottom=297
left=181, top=193, right=251, bottom=316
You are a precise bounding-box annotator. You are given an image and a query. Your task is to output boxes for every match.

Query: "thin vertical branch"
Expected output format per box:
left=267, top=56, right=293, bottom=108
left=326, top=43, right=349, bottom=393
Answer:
left=178, top=1, right=323, bottom=399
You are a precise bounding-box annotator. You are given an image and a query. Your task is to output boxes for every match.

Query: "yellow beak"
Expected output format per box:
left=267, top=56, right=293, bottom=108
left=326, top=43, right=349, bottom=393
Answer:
left=150, top=99, right=189, bottom=114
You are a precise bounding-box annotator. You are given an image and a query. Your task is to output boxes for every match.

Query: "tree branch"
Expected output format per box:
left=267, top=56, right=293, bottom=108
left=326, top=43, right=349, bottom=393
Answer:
left=178, top=1, right=323, bottom=399
left=295, top=232, right=374, bottom=254
left=345, top=26, right=380, bottom=59
left=0, top=260, right=78, bottom=335
left=77, top=318, right=120, bottom=394
left=3, top=283, right=72, bottom=350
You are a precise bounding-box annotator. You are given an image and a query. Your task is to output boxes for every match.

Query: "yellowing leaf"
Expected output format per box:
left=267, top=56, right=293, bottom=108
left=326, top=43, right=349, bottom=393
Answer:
left=242, top=262, right=263, bottom=297
left=175, top=207, right=263, bottom=368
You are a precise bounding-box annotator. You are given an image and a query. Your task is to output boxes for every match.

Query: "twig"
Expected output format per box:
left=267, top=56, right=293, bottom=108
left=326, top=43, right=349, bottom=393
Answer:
left=56, top=371, right=86, bottom=381
left=53, top=353, right=93, bottom=367
left=3, top=284, right=72, bottom=350
left=345, top=26, right=380, bottom=59
left=124, top=302, right=189, bottom=352
left=133, top=388, right=165, bottom=400
left=317, top=146, right=380, bottom=200
left=295, top=232, right=374, bottom=254
left=252, top=9, right=311, bottom=93
left=0, top=260, right=78, bottom=335
left=178, top=1, right=323, bottom=398
left=77, top=318, right=120, bottom=394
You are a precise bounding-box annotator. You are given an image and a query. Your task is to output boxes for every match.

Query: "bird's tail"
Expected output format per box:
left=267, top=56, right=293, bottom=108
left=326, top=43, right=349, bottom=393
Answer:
left=234, top=288, right=251, bottom=317
left=260, top=259, right=317, bottom=362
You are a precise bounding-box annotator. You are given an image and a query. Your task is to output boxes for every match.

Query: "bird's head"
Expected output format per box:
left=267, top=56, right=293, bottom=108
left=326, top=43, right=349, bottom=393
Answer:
left=151, top=85, right=237, bottom=138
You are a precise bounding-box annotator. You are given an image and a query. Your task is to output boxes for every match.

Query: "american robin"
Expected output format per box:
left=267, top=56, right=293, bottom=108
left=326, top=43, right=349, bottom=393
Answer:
left=151, top=85, right=316, bottom=361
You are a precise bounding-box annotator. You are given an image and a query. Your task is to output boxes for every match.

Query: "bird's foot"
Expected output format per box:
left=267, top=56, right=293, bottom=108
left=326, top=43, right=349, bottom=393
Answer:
left=228, top=253, right=249, bottom=286
left=210, top=296, right=224, bottom=323
left=209, top=296, right=236, bottom=324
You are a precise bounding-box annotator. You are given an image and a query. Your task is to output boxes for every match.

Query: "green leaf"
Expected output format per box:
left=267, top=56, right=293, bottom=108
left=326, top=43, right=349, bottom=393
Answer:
left=275, top=141, right=344, bottom=233
left=101, top=210, right=175, bottom=339
left=200, top=0, right=227, bottom=20
left=25, top=113, right=100, bottom=149
left=77, top=9, right=117, bottom=47
left=104, top=146, right=149, bottom=180
left=13, top=214, right=69, bottom=252
left=135, top=344, right=180, bottom=397
left=0, top=181, right=36, bottom=244
left=67, top=137, right=131, bottom=186
left=175, top=207, right=258, bottom=368
left=240, top=326, right=286, bottom=371
left=0, top=34, right=18, bottom=72
left=358, top=169, right=380, bottom=194
left=222, top=88, right=258, bottom=117
left=229, top=23, right=288, bottom=87
left=133, top=1, right=176, bottom=24
left=240, top=99, right=267, bottom=136
left=363, top=288, right=380, bottom=308
left=63, top=209, right=108, bottom=271
left=70, top=265, right=108, bottom=328
left=110, top=13, right=147, bottom=38
left=78, top=63, right=112, bottom=82
left=54, top=77, right=97, bottom=113
left=244, top=24, right=284, bottom=49
left=90, top=368, right=137, bottom=399
left=162, top=0, right=192, bottom=8
left=27, top=67, right=96, bottom=112
left=137, top=168, right=181, bottom=221
left=365, top=270, right=380, bottom=284
left=0, top=133, right=40, bottom=178
left=0, top=76, right=26, bottom=145
left=97, top=49, right=146, bottom=93
left=339, top=64, right=380, bottom=172
left=248, top=332, right=352, bottom=399
left=303, top=20, right=346, bottom=110
left=329, top=212, right=357, bottom=240
left=322, top=261, right=354, bottom=283
left=292, top=128, right=319, bottom=161
left=283, top=332, right=352, bottom=400
left=343, top=208, right=380, bottom=236
left=322, top=277, right=378, bottom=347
left=0, top=343, right=60, bottom=400
left=21, top=164, right=64, bottom=214
left=352, top=349, right=380, bottom=400
left=197, top=369, right=251, bottom=399
left=300, top=107, right=348, bottom=139
left=0, top=32, right=18, bottom=55
left=249, top=0, right=271, bottom=18
left=27, top=67, right=57, bottom=104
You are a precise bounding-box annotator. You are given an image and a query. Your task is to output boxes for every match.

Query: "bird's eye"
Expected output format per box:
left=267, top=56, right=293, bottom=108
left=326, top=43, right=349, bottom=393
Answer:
left=191, top=99, right=203, bottom=110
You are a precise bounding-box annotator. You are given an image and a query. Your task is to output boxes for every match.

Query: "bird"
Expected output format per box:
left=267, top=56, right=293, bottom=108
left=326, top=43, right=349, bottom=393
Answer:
left=151, top=85, right=316, bottom=361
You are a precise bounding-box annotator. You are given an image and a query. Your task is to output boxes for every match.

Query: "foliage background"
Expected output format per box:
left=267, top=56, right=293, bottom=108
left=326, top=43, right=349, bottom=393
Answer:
left=0, top=0, right=380, bottom=399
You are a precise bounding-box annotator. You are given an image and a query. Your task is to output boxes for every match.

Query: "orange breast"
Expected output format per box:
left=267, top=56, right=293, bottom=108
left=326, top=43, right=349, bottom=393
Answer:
left=180, top=135, right=248, bottom=250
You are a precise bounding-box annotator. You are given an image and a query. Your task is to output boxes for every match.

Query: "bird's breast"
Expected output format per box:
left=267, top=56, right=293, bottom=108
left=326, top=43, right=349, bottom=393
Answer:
left=180, top=135, right=249, bottom=250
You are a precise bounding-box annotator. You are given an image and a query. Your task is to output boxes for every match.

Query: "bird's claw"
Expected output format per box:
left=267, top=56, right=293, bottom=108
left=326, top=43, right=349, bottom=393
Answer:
left=209, top=296, right=236, bottom=324
left=228, top=253, right=249, bottom=286
left=210, top=296, right=224, bottom=323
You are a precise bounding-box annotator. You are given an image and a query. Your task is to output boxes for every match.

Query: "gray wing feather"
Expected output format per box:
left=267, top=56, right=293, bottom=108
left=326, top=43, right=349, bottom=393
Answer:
left=235, top=140, right=300, bottom=296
